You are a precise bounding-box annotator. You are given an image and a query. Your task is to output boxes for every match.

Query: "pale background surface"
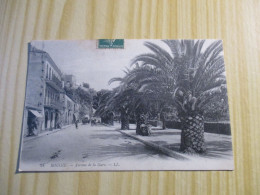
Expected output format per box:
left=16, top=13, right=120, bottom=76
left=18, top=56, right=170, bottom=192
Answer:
left=0, top=0, right=259, bottom=194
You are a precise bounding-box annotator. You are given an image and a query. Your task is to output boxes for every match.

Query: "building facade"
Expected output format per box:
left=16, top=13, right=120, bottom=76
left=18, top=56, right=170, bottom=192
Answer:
left=22, top=45, right=78, bottom=136
left=61, top=94, right=79, bottom=125
left=22, top=45, right=45, bottom=136
left=43, top=50, right=64, bottom=130
left=64, top=74, right=76, bottom=88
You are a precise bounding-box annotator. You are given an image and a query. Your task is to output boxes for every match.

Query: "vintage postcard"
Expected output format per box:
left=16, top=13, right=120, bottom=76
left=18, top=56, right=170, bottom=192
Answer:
left=17, top=39, right=234, bottom=171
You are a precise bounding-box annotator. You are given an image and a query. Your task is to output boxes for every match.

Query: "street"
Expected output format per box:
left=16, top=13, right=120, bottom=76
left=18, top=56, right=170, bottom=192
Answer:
left=19, top=123, right=234, bottom=171
left=20, top=123, right=175, bottom=171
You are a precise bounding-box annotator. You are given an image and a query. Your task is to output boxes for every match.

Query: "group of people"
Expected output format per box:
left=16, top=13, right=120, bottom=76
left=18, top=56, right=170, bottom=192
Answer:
left=28, top=112, right=104, bottom=135
left=27, top=112, right=80, bottom=136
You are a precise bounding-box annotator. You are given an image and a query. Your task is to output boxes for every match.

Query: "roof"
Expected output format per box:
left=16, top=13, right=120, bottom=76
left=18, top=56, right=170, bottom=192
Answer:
left=29, top=44, right=62, bottom=76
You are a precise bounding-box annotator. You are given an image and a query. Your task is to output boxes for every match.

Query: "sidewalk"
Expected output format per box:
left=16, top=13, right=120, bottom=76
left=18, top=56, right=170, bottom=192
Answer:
left=23, top=124, right=74, bottom=142
left=117, top=128, right=233, bottom=160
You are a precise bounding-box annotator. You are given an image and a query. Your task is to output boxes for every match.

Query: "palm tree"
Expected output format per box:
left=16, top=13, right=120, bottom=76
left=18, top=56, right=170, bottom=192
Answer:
left=109, top=74, right=153, bottom=134
left=122, top=64, right=174, bottom=130
left=105, top=86, right=131, bottom=130
left=129, top=40, right=226, bottom=153
left=94, top=90, right=114, bottom=125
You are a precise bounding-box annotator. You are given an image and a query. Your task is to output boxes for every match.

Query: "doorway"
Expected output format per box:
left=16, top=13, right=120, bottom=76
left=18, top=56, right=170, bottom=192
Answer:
left=45, top=111, right=48, bottom=129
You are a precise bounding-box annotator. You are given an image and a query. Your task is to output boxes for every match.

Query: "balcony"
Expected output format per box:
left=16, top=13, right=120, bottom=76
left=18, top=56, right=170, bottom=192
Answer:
left=44, top=99, right=63, bottom=110
left=45, top=75, right=63, bottom=92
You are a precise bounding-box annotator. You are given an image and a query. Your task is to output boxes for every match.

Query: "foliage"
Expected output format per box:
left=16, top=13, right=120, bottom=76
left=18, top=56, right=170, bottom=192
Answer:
left=64, top=83, right=96, bottom=119
left=204, top=93, right=229, bottom=122
left=128, top=40, right=226, bottom=118
left=109, top=70, right=163, bottom=118
left=93, top=90, right=114, bottom=124
left=83, top=82, right=90, bottom=88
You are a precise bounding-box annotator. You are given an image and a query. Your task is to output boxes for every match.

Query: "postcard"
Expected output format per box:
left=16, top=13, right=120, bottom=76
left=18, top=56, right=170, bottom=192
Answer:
left=17, top=39, right=233, bottom=171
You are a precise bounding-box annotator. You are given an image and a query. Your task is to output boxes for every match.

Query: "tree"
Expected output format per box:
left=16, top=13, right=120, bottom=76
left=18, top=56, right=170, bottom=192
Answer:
left=105, top=86, right=131, bottom=130
left=83, top=82, right=90, bottom=88
left=128, top=40, right=226, bottom=153
left=93, top=90, right=114, bottom=125
left=76, top=86, right=93, bottom=106
left=204, top=93, right=229, bottom=122
left=64, top=84, right=96, bottom=119
left=109, top=75, right=154, bottom=134
left=122, top=65, right=174, bottom=130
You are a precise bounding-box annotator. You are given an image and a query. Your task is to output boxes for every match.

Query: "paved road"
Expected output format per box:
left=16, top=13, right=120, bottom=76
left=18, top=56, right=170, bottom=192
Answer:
left=19, top=123, right=233, bottom=171
left=20, top=123, right=172, bottom=170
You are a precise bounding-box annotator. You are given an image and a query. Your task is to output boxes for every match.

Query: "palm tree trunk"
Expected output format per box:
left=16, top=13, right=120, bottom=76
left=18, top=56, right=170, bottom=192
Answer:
left=160, top=113, right=166, bottom=130
left=180, top=113, right=206, bottom=153
left=136, top=113, right=147, bottom=135
left=120, top=110, right=129, bottom=130
left=136, top=113, right=142, bottom=135
left=162, top=120, right=166, bottom=130
left=109, top=115, right=114, bottom=125
left=136, top=113, right=151, bottom=136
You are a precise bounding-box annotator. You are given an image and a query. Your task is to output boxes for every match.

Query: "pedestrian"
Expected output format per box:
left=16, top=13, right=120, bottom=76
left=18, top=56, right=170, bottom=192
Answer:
left=56, top=116, right=62, bottom=129
left=75, top=119, right=78, bottom=129
left=73, top=113, right=78, bottom=129
left=28, top=117, right=37, bottom=136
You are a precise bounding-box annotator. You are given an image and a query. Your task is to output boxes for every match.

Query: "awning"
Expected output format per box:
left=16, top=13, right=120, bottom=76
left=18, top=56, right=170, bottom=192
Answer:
left=29, top=109, right=43, bottom=118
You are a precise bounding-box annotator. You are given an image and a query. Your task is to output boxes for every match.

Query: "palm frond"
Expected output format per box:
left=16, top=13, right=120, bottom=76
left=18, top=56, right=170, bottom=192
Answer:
left=108, top=77, right=126, bottom=85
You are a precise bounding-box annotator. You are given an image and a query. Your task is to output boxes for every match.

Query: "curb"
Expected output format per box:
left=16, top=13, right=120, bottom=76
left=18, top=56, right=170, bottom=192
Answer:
left=23, top=124, right=74, bottom=143
left=117, top=130, right=189, bottom=160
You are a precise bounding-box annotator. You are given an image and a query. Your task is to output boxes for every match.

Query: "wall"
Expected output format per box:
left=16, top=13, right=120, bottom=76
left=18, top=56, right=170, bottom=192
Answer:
left=25, top=49, right=45, bottom=111
left=22, top=47, right=45, bottom=135
left=0, top=0, right=259, bottom=195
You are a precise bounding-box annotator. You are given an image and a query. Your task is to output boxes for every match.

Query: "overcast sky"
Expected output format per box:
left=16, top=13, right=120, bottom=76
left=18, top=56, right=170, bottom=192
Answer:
left=31, top=39, right=217, bottom=91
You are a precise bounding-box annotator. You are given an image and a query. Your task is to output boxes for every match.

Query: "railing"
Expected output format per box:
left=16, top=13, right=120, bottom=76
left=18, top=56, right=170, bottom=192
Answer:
left=44, top=99, right=63, bottom=110
left=46, top=75, right=63, bottom=90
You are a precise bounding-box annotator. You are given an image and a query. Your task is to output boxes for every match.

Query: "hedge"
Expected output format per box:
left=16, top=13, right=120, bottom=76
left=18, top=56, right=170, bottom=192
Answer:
left=165, top=121, right=231, bottom=135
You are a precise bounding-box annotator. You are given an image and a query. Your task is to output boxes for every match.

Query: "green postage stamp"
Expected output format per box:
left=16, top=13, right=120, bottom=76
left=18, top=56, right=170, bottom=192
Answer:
left=98, top=39, right=124, bottom=49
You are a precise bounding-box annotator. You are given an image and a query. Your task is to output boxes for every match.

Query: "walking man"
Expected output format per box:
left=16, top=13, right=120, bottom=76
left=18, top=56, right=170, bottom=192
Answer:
left=73, top=113, right=78, bottom=129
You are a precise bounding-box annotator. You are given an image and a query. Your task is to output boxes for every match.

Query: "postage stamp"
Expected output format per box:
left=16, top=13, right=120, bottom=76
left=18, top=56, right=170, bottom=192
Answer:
left=97, top=39, right=124, bottom=49
left=17, top=39, right=233, bottom=172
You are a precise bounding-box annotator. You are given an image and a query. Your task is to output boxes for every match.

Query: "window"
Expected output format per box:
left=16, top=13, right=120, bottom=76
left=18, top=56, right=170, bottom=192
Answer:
left=45, top=89, right=47, bottom=103
left=49, top=67, right=51, bottom=79
left=46, top=64, right=48, bottom=78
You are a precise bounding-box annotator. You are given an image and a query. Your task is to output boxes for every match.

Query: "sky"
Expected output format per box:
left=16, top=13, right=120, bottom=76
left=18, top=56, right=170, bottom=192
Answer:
left=31, top=39, right=217, bottom=91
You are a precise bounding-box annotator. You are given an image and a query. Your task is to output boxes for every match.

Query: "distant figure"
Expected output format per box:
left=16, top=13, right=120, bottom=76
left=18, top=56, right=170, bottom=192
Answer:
left=75, top=119, right=78, bottom=129
left=91, top=118, right=96, bottom=126
left=140, top=124, right=151, bottom=136
left=56, top=118, right=62, bottom=129
left=82, top=116, right=89, bottom=125
left=139, top=114, right=151, bottom=136
left=28, top=117, right=37, bottom=136
left=55, top=115, right=62, bottom=129
left=73, top=113, right=79, bottom=129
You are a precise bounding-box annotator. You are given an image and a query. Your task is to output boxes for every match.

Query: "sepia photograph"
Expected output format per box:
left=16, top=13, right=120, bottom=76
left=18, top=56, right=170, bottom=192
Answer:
left=17, top=39, right=233, bottom=171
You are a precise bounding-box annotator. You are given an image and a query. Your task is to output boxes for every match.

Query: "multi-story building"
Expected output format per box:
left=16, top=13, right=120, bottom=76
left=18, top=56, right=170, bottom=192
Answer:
left=61, top=93, right=79, bottom=125
left=22, top=45, right=46, bottom=136
left=43, top=49, right=64, bottom=130
left=22, top=44, right=78, bottom=136
left=64, top=74, right=76, bottom=88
